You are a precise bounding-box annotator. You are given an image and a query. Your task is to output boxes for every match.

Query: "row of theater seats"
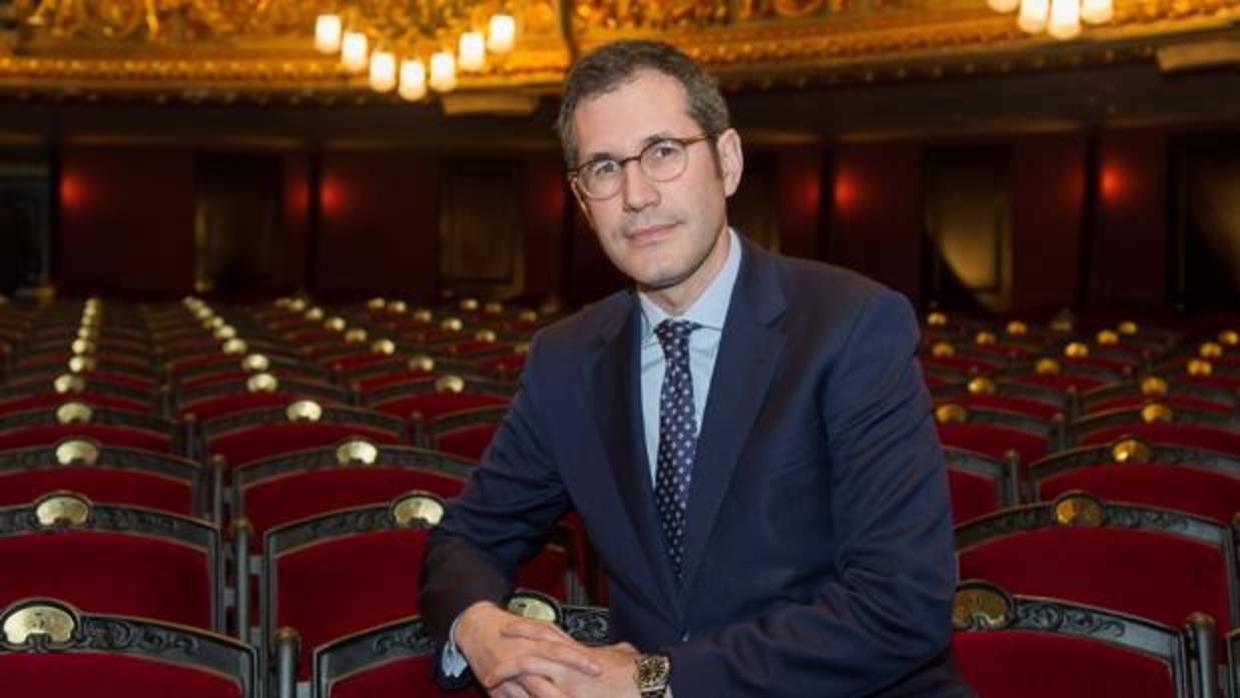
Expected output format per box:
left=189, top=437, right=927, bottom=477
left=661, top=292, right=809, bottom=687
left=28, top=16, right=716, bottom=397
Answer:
left=919, top=311, right=1240, bottom=698
left=1, top=582, right=1235, bottom=698
left=0, top=295, right=579, bottom=697
left=0, top=295, right=1237, bottom=696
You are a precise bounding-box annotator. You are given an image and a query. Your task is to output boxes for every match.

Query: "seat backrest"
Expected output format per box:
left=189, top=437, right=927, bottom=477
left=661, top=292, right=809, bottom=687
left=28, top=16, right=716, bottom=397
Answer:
left=263, top=493, right=445, bottom=681
left=427, top=405, right=510, bottom=461
left=1030, top=439, right=1240, bottom=523
left=205, top=403, right=406, bottom=470
left=952, top=580, right=1215, bottom=698
left=0, top=438, right=203, bottom=516
left=0, top=597, right=257, bottom=698
left=0, top=493, right=221, bottom=630
left=956, top=492, right=1238, bottom=634
left=943, top=447, right=1018, bottom=524
left=1072, top=403, right=1240, bottom=452
left=312, top=600, right=610, bottom=698
left=264, top=493, right=572, bottom=681
left=236, top=440, right=472, bottom=544
left=935, top=403, right=1053, bottom=470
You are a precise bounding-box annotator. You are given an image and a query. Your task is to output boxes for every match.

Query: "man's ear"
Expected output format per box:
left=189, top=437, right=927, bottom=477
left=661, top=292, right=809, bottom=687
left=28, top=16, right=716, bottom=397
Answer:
left=570, top=180, right=597, bottom=229
left=715, top=128, right=744, bottom=198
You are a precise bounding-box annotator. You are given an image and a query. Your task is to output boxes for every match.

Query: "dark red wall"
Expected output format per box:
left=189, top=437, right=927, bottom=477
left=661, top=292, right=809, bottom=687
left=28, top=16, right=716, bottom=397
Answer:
left=58, top=145, right=195, bottom=296
left=46, top=129, right=1183, bottom=313
left=316, top=149, right=439, bottom=300
left=521, top=154, right=569, bottom=300
left=828, top=142, right=924, bottom=304
left=281, top=152, right=311, bottom=292
left=777, top=147, right=824, bottom=261
left=1010, top=133, right=1088, bottom=313
left=1088, top=127, right=1168, bottom=309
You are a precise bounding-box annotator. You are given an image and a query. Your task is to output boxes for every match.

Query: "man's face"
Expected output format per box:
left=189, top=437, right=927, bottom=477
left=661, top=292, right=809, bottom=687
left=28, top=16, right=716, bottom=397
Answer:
left=570, top=70, right=742, bottom=294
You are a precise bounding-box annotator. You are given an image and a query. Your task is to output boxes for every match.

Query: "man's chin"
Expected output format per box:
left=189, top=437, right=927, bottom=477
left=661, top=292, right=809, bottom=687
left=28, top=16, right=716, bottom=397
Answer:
left=633, top=267, right=692, bottom=293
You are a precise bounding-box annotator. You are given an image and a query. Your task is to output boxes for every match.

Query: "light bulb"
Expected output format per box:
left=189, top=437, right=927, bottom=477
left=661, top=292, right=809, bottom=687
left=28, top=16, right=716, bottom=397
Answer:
left=315, top=14, right=342, bottom=54
left=399, top=58, right=427, bottom=101
left=369, top=51, right=396, bottom=92
left=429, top=51, right=457, bottom=92
left=487, top=14, right=515, bottom=54
left=1048, top=0, right=1081, bottom=39
left=341, top=31, right=369, bottom=73
left=1018, top=0, right=1049, bottom=33
left=459, top=31, right=486, bottom=72
left=1081, top=0, right=1112, bottom=24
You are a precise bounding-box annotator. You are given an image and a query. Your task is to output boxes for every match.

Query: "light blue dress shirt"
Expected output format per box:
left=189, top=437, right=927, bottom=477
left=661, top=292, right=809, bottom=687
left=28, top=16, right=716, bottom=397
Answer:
left=444, top=229, right=742, bottom=676
left=636, top=228, right=742, bottom=479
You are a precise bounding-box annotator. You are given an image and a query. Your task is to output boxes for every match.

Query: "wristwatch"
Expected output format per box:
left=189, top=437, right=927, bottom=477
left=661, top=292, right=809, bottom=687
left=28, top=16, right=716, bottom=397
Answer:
left=634, top=653, right=672, bottom=698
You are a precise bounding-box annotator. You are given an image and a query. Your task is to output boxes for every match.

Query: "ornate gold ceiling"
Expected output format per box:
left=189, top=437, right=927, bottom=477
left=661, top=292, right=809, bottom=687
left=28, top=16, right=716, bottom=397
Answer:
left=0, top=0, right=1236, bottom=103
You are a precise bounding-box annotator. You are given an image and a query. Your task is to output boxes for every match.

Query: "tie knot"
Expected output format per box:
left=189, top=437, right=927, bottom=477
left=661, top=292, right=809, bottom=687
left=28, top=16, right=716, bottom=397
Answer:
left=654, top=319, right=698, bottom=353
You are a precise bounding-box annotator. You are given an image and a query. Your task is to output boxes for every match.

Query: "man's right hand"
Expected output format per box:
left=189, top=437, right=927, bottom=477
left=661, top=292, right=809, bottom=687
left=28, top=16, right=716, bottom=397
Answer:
left=455, top=600, right=603, bottom=698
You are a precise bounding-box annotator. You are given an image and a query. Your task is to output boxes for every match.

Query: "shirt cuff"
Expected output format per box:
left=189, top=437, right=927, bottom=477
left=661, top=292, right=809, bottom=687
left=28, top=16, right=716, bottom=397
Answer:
left=441, top=615, right=469, bottom=677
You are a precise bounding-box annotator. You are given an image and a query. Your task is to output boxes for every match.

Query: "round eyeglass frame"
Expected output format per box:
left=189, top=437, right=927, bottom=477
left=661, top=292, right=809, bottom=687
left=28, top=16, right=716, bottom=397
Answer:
left=569, top=133, right=714, bottom=200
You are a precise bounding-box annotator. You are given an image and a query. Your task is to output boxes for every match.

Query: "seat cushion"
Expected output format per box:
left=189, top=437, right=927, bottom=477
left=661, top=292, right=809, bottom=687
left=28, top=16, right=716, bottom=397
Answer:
left=0, top=654, right=242, bottom=698
left=959, top=526, right=1230, bottom=632
left=1038, top=463, right=1240, bottom=523
left=953, top=630, right=1174, bottom=698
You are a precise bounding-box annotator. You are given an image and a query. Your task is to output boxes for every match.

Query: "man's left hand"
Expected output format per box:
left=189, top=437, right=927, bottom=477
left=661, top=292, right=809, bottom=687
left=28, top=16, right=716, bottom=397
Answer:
left=500, top=620, right=642, bottom=697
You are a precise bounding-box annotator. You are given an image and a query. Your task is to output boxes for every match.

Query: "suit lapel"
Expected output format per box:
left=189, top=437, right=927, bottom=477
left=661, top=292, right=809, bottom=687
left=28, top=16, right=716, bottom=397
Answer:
left=678, top=241, right=787, bottom=599
left=586, top=299, right=682, bottom=615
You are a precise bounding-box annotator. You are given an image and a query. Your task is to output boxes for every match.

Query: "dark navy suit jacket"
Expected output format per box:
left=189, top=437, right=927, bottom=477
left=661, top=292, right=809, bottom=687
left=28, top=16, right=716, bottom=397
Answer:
left=420, top=238, right=973, bottom=697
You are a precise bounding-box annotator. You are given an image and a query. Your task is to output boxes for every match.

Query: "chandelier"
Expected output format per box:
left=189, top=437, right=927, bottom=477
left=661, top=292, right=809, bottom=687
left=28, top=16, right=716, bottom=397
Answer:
left=988, top=0, right=1113, bottom=40
left=314, top=2, right=517, bottom=101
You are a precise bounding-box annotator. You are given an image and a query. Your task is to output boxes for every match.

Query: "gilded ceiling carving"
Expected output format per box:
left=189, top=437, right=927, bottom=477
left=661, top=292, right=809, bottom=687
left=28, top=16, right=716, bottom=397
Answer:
left=0, top=0, right=1235, bottom=99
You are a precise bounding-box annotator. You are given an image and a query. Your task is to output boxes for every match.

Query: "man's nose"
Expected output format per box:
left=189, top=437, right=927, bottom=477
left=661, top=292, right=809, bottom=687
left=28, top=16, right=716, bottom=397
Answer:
left=620, top=159, right=659, bottom=212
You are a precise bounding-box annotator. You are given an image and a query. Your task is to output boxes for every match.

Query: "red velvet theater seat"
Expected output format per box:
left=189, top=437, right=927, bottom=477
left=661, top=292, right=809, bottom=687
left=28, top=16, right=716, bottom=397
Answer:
left=1078, top=421, right=1240, bottom=455
left=0, top=440, right=202, bottom=516
left=204, top=404, right=404, bottom=471
left=0, top=423, right=172, bottom=453
left=0, top=599, right=257, bottom=698
left=477, top=352, right=527, bottom=377
left=934, top=403, right=1054, bottom=473
left=1031, top=440, right=1240, bottom=522
left=321, top=650, right=453, bottom=698
left=956, top=493, right=1236, bottom=635
left=261, top=495, right=445, bottom=683
left=1012, top=372, right=1107, bottom=394
left=936, top=422, right=1049, bottom=465
left=935, top=392, right=1062, bottom=421
left=1087, top=393, right=1236, bottom=415
left=353, top=368, right=434, bottom=394
left=951, top=581, right=1212, bottom=698
left=312, top=603, right=609, bottom=698
left=261, top=493, right=573, bottom=683
left=426, top=405, right=510, bottom=461
left=179, top=376, right=348, bottom=422
left=943, top=448, right=1017, bottom=524
left=0, top=391, right=151, bottom=416
left=0, top=494, right=221, bottom=630
left=372, top=390, right=509, bottom=424
left=234, top=440, right=474, bottom=547
left=182, top=392, right=310, bottom=422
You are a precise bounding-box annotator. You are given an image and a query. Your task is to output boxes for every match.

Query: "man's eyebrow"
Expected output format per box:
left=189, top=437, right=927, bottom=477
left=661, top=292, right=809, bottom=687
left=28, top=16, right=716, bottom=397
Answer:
left=579, top=132, right=676, bottom=165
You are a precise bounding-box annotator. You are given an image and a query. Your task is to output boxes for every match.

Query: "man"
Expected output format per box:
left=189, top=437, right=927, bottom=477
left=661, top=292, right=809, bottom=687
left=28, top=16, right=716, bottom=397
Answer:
left=420, top=40, right=971, bottom=697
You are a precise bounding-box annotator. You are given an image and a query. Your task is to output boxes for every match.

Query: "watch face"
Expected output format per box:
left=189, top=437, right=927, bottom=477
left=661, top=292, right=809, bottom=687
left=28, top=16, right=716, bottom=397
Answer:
left=636, top=654, right=671, bottom=690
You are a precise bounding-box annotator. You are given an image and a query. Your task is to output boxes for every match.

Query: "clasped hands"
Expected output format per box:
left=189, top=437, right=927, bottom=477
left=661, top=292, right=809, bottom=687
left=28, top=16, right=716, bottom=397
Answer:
left=456, top=600, right=641, bottom=698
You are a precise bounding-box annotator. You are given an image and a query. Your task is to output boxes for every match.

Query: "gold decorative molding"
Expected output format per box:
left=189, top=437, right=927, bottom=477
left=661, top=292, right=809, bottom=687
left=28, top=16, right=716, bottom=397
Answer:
left=0, top=0, right=1236, bottom=101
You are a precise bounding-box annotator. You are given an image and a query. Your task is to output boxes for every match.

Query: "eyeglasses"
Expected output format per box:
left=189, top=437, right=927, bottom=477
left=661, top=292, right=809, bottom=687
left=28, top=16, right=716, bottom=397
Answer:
left=569, top=134, right=713, bottom=200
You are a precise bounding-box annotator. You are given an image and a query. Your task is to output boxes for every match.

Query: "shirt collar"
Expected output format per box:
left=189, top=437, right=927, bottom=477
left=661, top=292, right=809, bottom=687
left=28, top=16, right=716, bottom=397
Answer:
left=638, top=228, right=742, bottom=341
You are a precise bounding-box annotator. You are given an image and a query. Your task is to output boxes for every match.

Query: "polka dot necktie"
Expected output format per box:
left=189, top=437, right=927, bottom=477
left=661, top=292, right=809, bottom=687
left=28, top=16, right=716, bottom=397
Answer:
left=653, top=318, right=700, bottom=584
